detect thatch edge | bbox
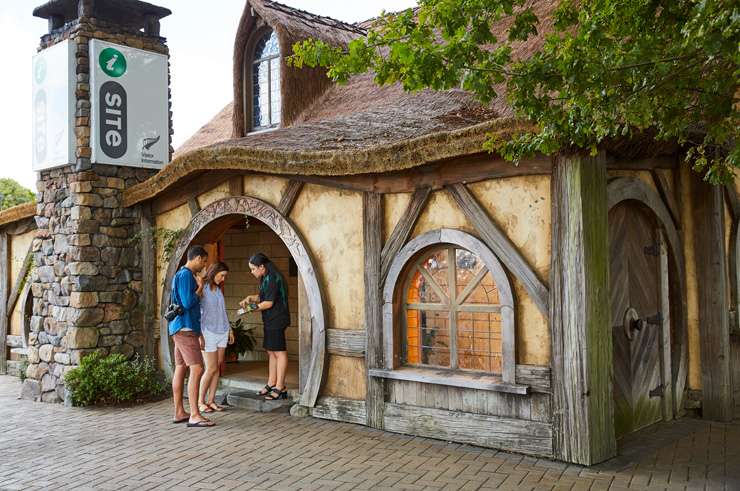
[123,117,534,208]
[0,202,36,228]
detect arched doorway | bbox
[607,177,688,438]
[160,197,326,408]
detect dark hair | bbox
[249,252,278,276]
[206,262,230,290]
[187,245,208,261]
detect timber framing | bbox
[140,203,156,358]
[380,187,431,283]
[6,245,32,316]
[446,183,549,315]
[692,176,732,421]
[550,152,616,465]
[363,191,385,429]
[277,180,304,216]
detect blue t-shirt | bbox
[168,267,202,336]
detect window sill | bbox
[247,126,279,136]
[368,367,530,395]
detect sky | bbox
[0,0,416,190]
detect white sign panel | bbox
[90,39,169,168]
[32,40,76,172]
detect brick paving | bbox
[1,376,738,491]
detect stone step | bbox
[219,376,300,399]
[226,390,293,413]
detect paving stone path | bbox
[1,376,738,490]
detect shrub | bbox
[64,353,166,407]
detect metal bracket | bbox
[643,244,660,256]
[649,384,665,398]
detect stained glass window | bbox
[405,246,503,373]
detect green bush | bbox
[64,353,166,406]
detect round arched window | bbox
[252,30,281,130]
[404,246,503,373]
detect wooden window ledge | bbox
[368,367,530,395]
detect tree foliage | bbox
[290,0,739,183]
[0,178,35,211]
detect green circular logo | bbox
[99,47,127,78]
[34,58,47,84]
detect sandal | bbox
[256,384,273,396]
[208,402,225,412]
[187,419,215,428]
[199,404,214,414]
[265,387,288,400]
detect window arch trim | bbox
[382,228,517,384]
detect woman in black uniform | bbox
[240,253,291,400]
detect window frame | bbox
[377,229,520,390]
[243,27,281,132]
[401,245,505,373]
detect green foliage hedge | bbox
[64,353,166,406]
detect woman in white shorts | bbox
[198,262,230,414]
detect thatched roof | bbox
[124,0,561,207]
[0,202,36,228]
[175,103,234,159]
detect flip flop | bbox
[199,404,214,414]
[208,402,225,412]
[187,420,216,428]
[172,417,189,424]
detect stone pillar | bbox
[22,1,172,402]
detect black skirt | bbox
[263,324,288,351]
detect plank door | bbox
[609,203,667,438]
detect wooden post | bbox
[550,152,616,465]
[140,203,156,358]
[297,275,312,393]
[692,177,732,421]
[0,231,8,375]
[658,231,674,421]
[363,192,385,429]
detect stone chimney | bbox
[22,0,172,403]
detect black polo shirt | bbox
[259,270,291,330]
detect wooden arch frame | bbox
[159,196,326,408]
[606,177,688,415]
[382,228,517,384]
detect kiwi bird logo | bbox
[143,135,160,150]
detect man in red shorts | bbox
[168,245,213,427]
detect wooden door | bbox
[609,203,668,438]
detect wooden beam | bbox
[0,232,8,375]
[380,187,431,283]
[187,197,200,218]
[383,403,553,457]
[298,275,312,393]
[228,176,244,197]
[327,328,365,358]
[363,191,385,429]
[277,180,304,216]
[3,218,36,236]
[6,245,32,315]
[285,154,552,194]
[446,183,549,315]
[652,170,681,228]
[605,155,677,170]
[724,185,740,220]
[692,176,732,421]
[140,203,156,358]
[311,396,367,426]
[150,171,240,215]
[550,152,616,465]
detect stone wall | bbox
[20,13,170,403]
[22,165,153,402]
